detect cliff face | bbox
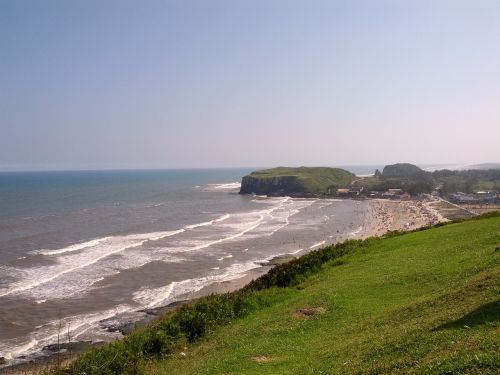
[239,175,308,195]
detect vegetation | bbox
[382,163,426,179]
[239,167,355,195]
[355,164,500,195]
[433,169,500,195]
[52,213,500,374]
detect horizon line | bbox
[0,162,497,174]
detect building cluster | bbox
[449,191,499,204]
[367,188,411,200]
[336,187,412,200]
[336,187,363,197]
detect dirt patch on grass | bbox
[293,307,326,318]
[251,356,276,363]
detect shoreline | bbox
[0,198,454,373]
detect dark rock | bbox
[104,320,144,335]
[141,300,189,316]
[240,175,306,195]
[257,254,296,266]
[102,300,191,336]
[42,341,93,353]
[0,357,6,365]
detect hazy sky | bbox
[1,0,499,171]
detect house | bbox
[348,186,364,196]
[336,188,350,196]
[475,191,498,203]
[450,193,477,204]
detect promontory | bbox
[239,167,356,196]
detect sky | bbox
[1,0,499,171]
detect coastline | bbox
[0,197,453,374]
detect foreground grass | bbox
[60,214,499,374]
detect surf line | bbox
[0,214,232,298]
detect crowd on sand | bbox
[366,199,448,237]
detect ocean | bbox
[0,168,372,364]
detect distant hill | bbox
[382,163,426,178]
[470,163,500,170]
[239,167,355,196]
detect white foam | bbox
[0,212,241,299]
[1,339,38,361]
[166,196,309,253]
[133,283,176,310]
[0,230,186,298]
[185,213,230,229]
[217,254,233,261]
[203,182,241,191]
[309,240,326,249]
[348,226,363,236]
[37,238,108,256]
[171,207,280,254]
[0,305,131,362]
[133,261,260,309]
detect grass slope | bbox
[59,215,499,375]
[146,216,499,375]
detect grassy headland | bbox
[50,213,499,375]
[239,167,355,195]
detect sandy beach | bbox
[364,198,449,237]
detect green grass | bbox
[58,214,500,374]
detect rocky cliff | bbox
[239,175,308,195]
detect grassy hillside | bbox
[239,167,355,195]
[382,163,426,178]
[58,214,499,375]
[355,166,500,195]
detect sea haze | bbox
[0,169,370,363]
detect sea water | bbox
[0,169,371,364]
